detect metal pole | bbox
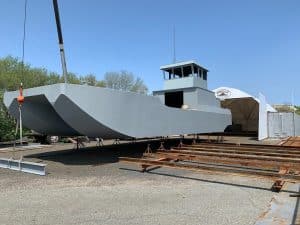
[53,0,68,83]
[19,106,23,146]
[191,64,194,77]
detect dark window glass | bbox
[165,91,184,108]
[203,71,207,80]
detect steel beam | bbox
[195,142,300,150]
[167,148,300,164]
[155,151,300,170]
[175,146,300,158]
[188,143,300,153]
[0,158,46,175]
[120,157,300,182]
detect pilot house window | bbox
[203,71,207,80]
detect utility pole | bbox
[53,0,68,83]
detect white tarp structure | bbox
[214,87,276,136]
[214,87,300,139]
[258,93,268,140]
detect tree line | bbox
[0,56,148,141]
[0,56,148,93]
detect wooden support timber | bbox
[120,142,300,192]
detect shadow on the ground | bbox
[119,167,299,194]
[24,139,183,166]
[24,138,298,194]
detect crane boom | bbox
[53,0,68,83]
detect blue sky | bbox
[0,0,299,104]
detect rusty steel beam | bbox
[174,146,300,158]
[120,157,300,182]
[188,143,300,152]
[188,143,300,153]
[195,142,300,150]
[164,149,300,164]
[154,151,300,170]
[186,145,300,156]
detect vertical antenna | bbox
[53,0,68,83]
[173,26,176,63]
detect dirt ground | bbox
[0,137,291,225]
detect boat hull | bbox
[4,84,231,139]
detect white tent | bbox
[213,87,276,133]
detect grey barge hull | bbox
[4,83,231,139]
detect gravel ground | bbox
[0,139,277,225]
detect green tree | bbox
[0,56,82,91]
[104,71,148,94]
[46,72,61,85]
[274,105,294,113]
[0,90,15,141]
[63,72,81,84]
[96,80,106,87]
[80,74,97,86]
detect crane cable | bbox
[18,0,28,155]
[13,0,28,158]
[21,0,28,81]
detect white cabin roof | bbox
[160,60,208,72]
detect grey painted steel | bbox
[163,76,208,90]
[0,158,46,175]
[153,87,224,113]
[267,112,300,138]
[4,83,231,139]
[160,61,209,89]
[8,95,80,136]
